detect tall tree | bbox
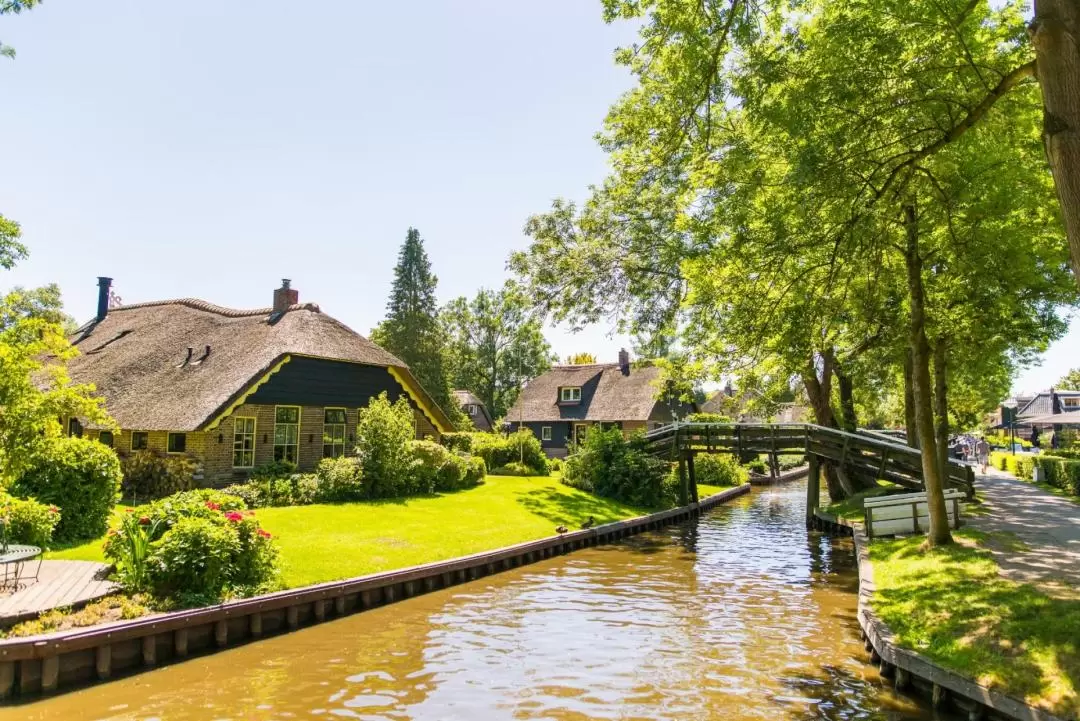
[442,283,555,420]
[565,352,597,365]
[1058,368,1080,390]
[371,228,459,423]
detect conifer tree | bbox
[371,228,460,425]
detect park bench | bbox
[863,489,966,538]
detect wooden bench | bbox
[863,489,965,538]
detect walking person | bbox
[976,436,991,475]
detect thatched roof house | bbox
[504,350,696,457]
[65,278,453,484]
[452,390,494,432]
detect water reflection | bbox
[5,483,951,721]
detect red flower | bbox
[125,508,135,513]
[47,506,58,514]
[257,529,272,539]
[107,528,118,537]
[138,516,151,525]
[225,511,243,523]
[205,501,221,511]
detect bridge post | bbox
[677,454,689,506]
[686,453,699,503]
[806,454,821,523]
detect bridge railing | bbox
[643,422,973,496]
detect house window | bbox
[98,430,114,448]
[541,426,552,441]
[233,417,256,468]
[323,408,347,458]
[560,387,582,402]
[167,432,187,454]
[274,406,300,463]
[131,431,149,451]
[574,423,589,445]
[466,404,477,416]
[68,418,83,438]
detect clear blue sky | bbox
[0,1,1074,395]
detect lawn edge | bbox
[0,484,751,702]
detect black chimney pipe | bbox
[96,277,113,321]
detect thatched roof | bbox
[67,298,452,432]
[504,363,670,422]
[453,389,494,429]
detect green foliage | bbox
[0,2,42,60]
[370,228,460,424]
[746,458,768,475]
[562,427,670,508]
[1058,368,1080,391]
[13,436,121,542]
[442,281,554,420]
[776,454,805,471]
[565,352,597,365]
[440,432,473,453]
[120,451,197,501]
[691,454,748,487]
[469,429,548,475]
[250,460,297,481]
[491,462,541,477]
[223,474,321,508]
[0,493,58,546]
[356,393,417,498]
[687,413,732,424]
[104,489,278,601]
[313,457,365,502]
[410,440,484,492]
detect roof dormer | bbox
[559,386,582,404]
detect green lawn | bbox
[870,530,1080,717]
[49,475,678,588]
[820,481,899,521]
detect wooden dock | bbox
[0,561,117,627]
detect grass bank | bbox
[869,529,1080,717]
[820,481,899,521]
[50,476,733,589]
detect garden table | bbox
[0,545,42,589]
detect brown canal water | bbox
[5,482,950,721]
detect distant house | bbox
[64,278,454,485]
[504,349,697,458]
[701,384,808,423]
[453,390,493,432]
[1012,389,1080,435]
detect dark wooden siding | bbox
[247,356,408,408]
[522,421,571,451]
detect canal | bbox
[6,482,947,720]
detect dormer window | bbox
[466,404,478,416]
[560,387,582,403]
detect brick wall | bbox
[99,402,442,486]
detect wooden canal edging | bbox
[0,484,751,702]
[812,507,1066,721]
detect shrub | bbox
[548,457,564,474]
[491,461,539,476]
[746,458,768,475]
[222,475,321,508]
[463,455,486,485]
[776,454,806,471]
[0,494,60,547]
[120,450,197,501]
[105,489,278,601]
[356,393,416,498]
[440,432,474,453]
[250,460,297,481]
[562,428,669,507]
[314,457,365,502]
[13,436,121,542]
[410,440,472,493]
[694,454,749,487]
[687,413,732,424]
[470,430,548,475]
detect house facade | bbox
[65,278,454,485]
[504,350,697,458]
[453,390,494,432]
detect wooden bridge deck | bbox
[0,560,117,627]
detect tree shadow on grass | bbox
[871,538,1080,718]
[514,486,646,529]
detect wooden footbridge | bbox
[643,423,975,518]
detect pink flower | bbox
[47,506,58,514]
[225,511,243,523]
[257,529,272,539]
[205,501,221,511]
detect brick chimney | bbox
[96,277,112,321]
[618,347,630,376]
[273,279,298,313]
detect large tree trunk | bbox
[801,350,858,499]
[903,349,919,449]
[903,203,953,547]
[834,366,858,433]
[933,338,950,488]
[1031,0,1080,277]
